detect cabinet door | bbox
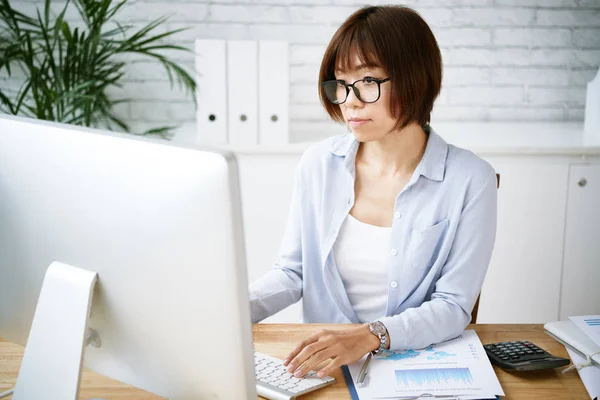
[478,160,568,323]
[560,164,600,318]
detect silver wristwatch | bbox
[366,321,388,355]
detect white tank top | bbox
[333,214,392,323]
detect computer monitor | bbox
[0,114,256,399]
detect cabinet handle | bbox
[578,178,587,187]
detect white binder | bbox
[258,41,289,145]
[195,39,227,144]
[227,40,258,145]
[584,66,600,145]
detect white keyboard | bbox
[254,351,335,400]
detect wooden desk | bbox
[0,324,590,399]
[253,324,590,400]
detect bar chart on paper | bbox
[347,330,504,399]
[380,340,480,394]
[394,368,474,389]
[570,315,600,347]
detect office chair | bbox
[470,173,500,324]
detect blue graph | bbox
[427,351,457,360]
[395,368,473,388]
[381,348,458,361]
[584,318,600,326]
[381,349,421,361]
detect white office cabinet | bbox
[258,41,289,145]
[477,161,569,323]
[560,164,600,318]
[195,40,227,144]
[227,41,259,145]
[237,154,303,323]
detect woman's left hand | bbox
[282,324,380,378]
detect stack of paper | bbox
[344,330,504,400]
[545,315,600,400]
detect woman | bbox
[248,5,497,380]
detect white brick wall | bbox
[2,0,600,143]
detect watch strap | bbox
[367,321,388,355]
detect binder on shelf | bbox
[195,39,227,144]
[583,67,600,145]
[227,40,258,146]
[258,41,289,145]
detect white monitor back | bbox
[0,115,256,399]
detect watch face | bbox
[370,321,386,336]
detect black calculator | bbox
[483,340,570,371]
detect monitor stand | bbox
[13,262,98,400]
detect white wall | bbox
[1,0,599,143]
[237,154,303,322]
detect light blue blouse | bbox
[248,128,498,351]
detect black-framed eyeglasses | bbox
[321,77,390,104]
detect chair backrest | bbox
[470,173,500,324]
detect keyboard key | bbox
[255,351,335,399]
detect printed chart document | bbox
[567,315,600,400]
[347,330,504,399]
[566,347,600,400]
[569,315,600,347]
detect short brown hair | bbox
[318,5,442,131]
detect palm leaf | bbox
[0,0,196,138]
[0,89,16,114]
[143,124,178,139]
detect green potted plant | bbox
[0,0,196,138]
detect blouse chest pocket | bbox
[408,219,449,271]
